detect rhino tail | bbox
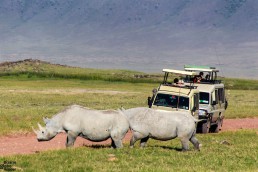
[190,115,204,123]
[194,118,205,123]
[117,108,127,118]
[118,106,126,113]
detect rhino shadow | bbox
[150,145,182,152]
[83,144,111,149]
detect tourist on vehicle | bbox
[173,78,179,85]
[194,72,203,83]
[205,74,210,80]
[173,78,184,86]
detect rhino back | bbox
[128,108,196,139]
[59,105,128,141]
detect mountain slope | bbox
[0,0,257,78]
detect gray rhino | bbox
[33,105,129,148]
[122,107,200,151]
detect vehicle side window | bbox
[194,93,199,110]
[212,91,216,104]
[215,89,219,104]
[199,92,209,104]
[218,88,225,103]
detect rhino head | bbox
[33,117,59,142]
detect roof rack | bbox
[163,69,197,76]
[184,65,219,72]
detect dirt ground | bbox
[0,118,257,157]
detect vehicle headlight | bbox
[199,109,207,116]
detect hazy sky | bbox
[0,0,257,79]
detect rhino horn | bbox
[32,126,38,135]
[38,123,44,130]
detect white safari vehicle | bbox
[183,65,228,133]
[148,69,200,118]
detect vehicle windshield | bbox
[199,92,209,104]
[153,93,189,110]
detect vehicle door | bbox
[218,87,225,113]
[211,89,219,122]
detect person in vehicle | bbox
[205,74,210,81]
[173,78,185,86]
[173,78,179,85]
[194,72,203,83]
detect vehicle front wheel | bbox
[201,121,210,134]
[210,117,223,133]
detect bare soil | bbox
[1,118,257,157]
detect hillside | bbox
[0,59,257,90]
[0,0,258,78]
[0,59,162,83]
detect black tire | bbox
[210,118,223,133]
[213,120,221,133]
[221,118,224,128]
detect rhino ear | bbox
[43,117,50,124]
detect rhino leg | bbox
[190,136,200,151]
[111,139,116,148]
[130,131,148,148]
[130,135,136,148]
[140,136,149,148]
[111,139,123,149]
[66,131,78,147]
[110,130,124,149]
[180,137,190,151]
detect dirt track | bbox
[0,118,258,157]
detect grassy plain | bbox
[1,131,257,171]
[0,60,257,171]
[0,78,257,136]
[0,78,157,135]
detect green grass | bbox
[0,78,257,136]
[1,131,257,171]
[0,60,257,171]
[224,78,258,90]
[226,90,258,118]
[0,59,163,83]
[0,79,158,135]
[1,59,258,90]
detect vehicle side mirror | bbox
[212,101,217,105]
[148,97,152,108]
